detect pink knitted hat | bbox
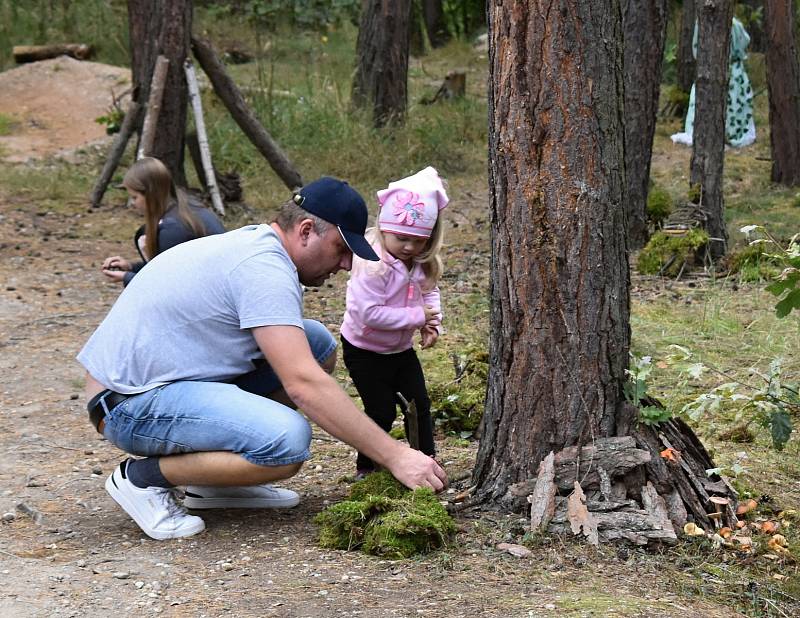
[377,166,449,238]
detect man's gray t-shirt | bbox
[77,224,304,394]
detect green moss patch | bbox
[637,229,709,276]
[725,242,783,282]
[646,184,672,228]
[315,471,456,559]
[428,346,488,436]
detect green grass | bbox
[0,111,14,136]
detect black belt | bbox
[87,389,130,433]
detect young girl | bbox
[101,157,225,286]
[340,166,448,477]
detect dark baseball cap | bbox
[292,177,379,261]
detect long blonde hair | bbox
[373,217,444,291]
[123,157,206,260]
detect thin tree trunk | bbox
[677,0,697,93]
[764,0,800,185]
[352,0,412,127]
[90,102,143,207]
[473,0,630,504]
[127,0,192,186]
[690,0,733,260]
[422,0,450,48]
[137,55,169,160]
[623,0,669,249]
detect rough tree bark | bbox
[127,0,192,186]
[352,0,412,127]
[764,0,800,186]
[690,0,733,260]
[677,0,697,94]
[471,0,737,541]
[623,0,669,249]
[473,0,630,504]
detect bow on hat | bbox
[377,166,449,239]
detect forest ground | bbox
[1,50,800,618]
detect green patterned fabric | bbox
[672,17,755,148]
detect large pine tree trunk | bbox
[689,0,733,260]
[127,0,192,186]
[352,0,412,127]
[472,0,738,541]
[677,0,697,94]
[473,0,630,504]
[623,0,668,249]
[764,0,800,186]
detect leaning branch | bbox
[191,36,303,191]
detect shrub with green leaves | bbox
[637,229,709,277]
[740,225,800,318]
[624,354,673,426]
[315,471,456,559]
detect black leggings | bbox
[341,336,435,471]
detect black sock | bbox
[124,457,174,489]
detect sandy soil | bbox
[0,58,749,617]
[0,56,130,163]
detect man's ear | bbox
[297,218,315,245]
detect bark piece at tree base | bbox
[522,422,737,547]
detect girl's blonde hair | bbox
[123,157,206,260]
[372,217,444,291]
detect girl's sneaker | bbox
[355,468,375,481]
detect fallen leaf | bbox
[768,534,790,555]
[496,543,532,558]
[735,521,747,530]
[660,447,679,463]
[683,522,706,537]
[773,574,787,581]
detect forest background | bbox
[1,1,800,616]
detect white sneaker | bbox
[183,484,300,509]
[105,461,206,540]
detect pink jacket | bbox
[341,240,442,353]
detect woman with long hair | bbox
[101,157,225,285]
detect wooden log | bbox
[528,452,556,531]
[89,102,143,208]
[13,44,92,63]
[137,55,169,160]
[191,36,303,191]
[184,59,225,217]
[421,70,466,104]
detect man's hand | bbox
[386,447,447,492]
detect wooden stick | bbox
[184,59,225,216]
[191,36,303,190]
[396,392,420,450]
[89,101,142,208]
[137,55,169,160]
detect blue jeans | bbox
[101,320,336,467]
